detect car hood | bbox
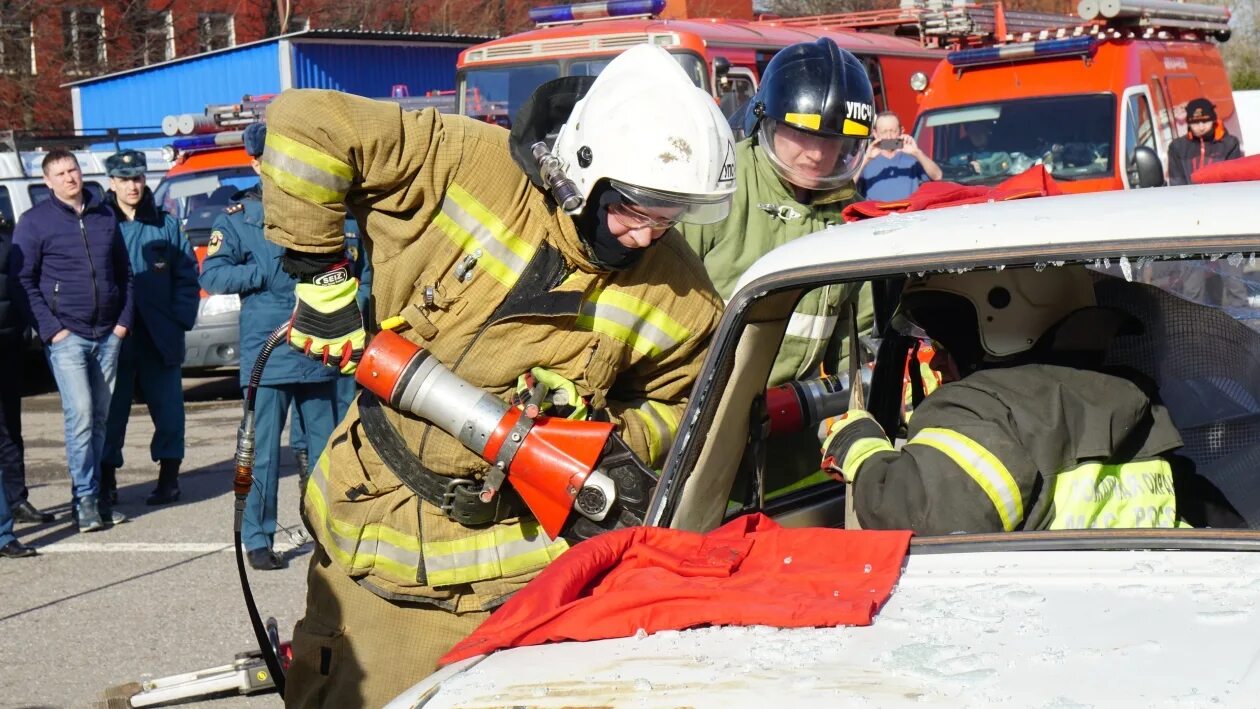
[389,549,1260,708]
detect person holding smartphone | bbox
[857,111,942,201]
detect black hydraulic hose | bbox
[234,323,290,698]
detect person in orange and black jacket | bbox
[1167,98,1242,186]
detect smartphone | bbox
[877,138,904,151]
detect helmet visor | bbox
[759,118,869,191]
[610,179,732,226]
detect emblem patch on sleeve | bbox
[207,230,224,256]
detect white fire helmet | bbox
[897,266,1096,359]
[551,44,737,225]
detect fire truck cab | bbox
[909,0,1237,192]
[454,0,944,129]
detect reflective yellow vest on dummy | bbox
[824,364,1190,533]
[259,89,721,656]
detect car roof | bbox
[733,182,1260,293]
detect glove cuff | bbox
[283,249,346,280]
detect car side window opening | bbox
[735,258,1259,532]
[717,69,756,120]
[1125,93,1158,160]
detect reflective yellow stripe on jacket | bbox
[307,453,569,587]
[1049,459,1182,530]
[906,427,1025,532]
[432,184,536,288]
[579,288,691,358]
[260,131,353,205]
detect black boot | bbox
[11,500,54,525]
[100,464,118,506]
[146,459,181,506]
[99,492,128,527]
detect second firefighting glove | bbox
[289,259,366,375]
[513,368,590,421]
[820,410,892,483]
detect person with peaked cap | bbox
[102,149,199,507]
[257,43,732,705]
[201,123,339,572]
[1168,98,1242,186]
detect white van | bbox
[0,149,170,230]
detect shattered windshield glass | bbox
[913,95,1116,185]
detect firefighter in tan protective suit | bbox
[258,46,736,706]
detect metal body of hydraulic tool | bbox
[764,374,851,436]
[356,328,646,539]
[102,621,290,707]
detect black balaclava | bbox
[573,182,644,271]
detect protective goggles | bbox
[607,201,680,231]
[610,179,732,226]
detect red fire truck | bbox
[907,0,1238,191]
[453,0,945,127]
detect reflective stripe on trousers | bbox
[306,452,569,587]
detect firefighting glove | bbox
[513,368,589,421]
[289,260,366,375]
[820,410,890,483]
[561,434,658,544]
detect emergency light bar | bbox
[529,0,666,25]
[947,35,1095,67]
[170,131,244,152]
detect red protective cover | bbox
[439,513,913,665]
[1191,154,1260,184]
[842,165,1063,222]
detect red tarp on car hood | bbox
[842,165,1063,222]
[440,514,913,665]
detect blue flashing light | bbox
[171,132,243,152]
[947,36,1096,68]
[529,0,666,24]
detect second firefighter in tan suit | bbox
[259,46,736,706]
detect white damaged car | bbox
[389,182,1260,708]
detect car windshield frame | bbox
[912,93,1118,186]
[457,50,709,129]
[652,234,1260,551]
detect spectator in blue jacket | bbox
[201,124,338,571]
[10,150,133,533]
[102,150,200,507]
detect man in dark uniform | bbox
[102,149,200,505]
[200,124,339,570]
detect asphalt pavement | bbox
[0,365,307,709]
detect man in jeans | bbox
[10,150,134,532]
